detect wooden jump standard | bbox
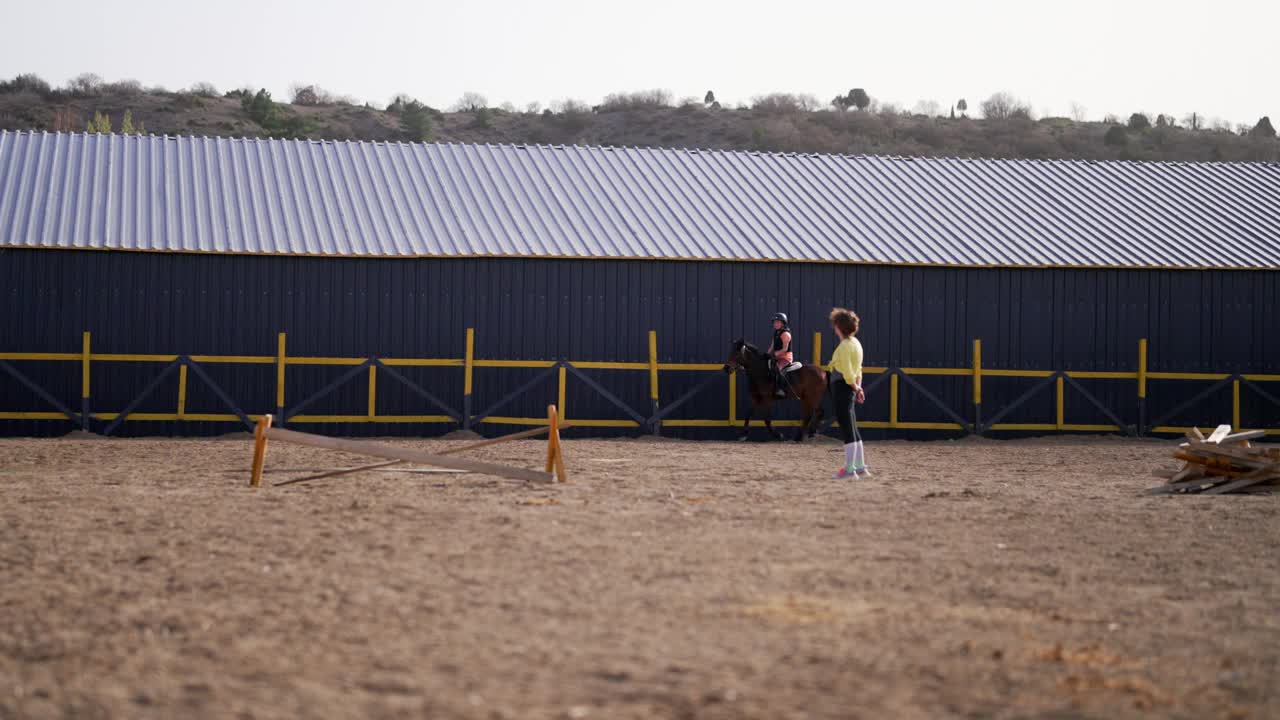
[250,404,568,487]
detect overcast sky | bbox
[4,0,1276,126]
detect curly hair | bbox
[828,307,860,337]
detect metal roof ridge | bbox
[3,129,1280,167]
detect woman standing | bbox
[828,308,869,478]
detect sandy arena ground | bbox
[1,433,1277,720]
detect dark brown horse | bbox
[722,339,827,442]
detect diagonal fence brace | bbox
[1145,375,1234,433]
[895,369,972,430]
[645,371,725,429]
[980,372,1060,433]
[284,360,373,422]
[1061,372,1134,435]
[470,363,561,425]
[372,359,461,422]
[1240,377,1280,416]
[563,362,647,426]
[102,358,183,436]
[183,357,254,429]
[0,359,81,423]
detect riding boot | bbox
[774,370,787,398]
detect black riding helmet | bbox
[771,312,789,327]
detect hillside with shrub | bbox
[1,74,1277,163]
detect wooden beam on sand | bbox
[273,423,574,486]
[274,459,407,487]
[437,422,572,456]
[1202,468,1276,496]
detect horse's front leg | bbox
[738,406,754,442]
[761,403,783,441]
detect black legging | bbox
[831,379,861,445]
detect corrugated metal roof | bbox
[2,130,1278,268]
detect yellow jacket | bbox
[829,337,863,386]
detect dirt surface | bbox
[1,435,1277,720]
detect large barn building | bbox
[2,130,1278,439]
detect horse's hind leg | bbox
[808,406,825,438]
[794,403,813,442]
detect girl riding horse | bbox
[770,313,794,399]
[723,321,827,442]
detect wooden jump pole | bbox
[261,427,552,484]
[249,414,273,487]
[274,459,406,486]
[273,422,573,487]
[252,408,573,486]
[439,422,571,456]
[545,404,568,482]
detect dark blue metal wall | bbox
[2,248,1277,438]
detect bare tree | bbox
[188,82,220,98]
[796,93,822,111]
[599,89,673,111]
[103,79,144,96]
[912,100,941,117]
[290,84,333,106]
[751,93,820,113]
[66,73,103,96]
[551,98,590,114]
[1069,102,1088,122]
[981,92,1032,120]
[453,92,488,112]
[874,100,902,116]
[52,107,79,132]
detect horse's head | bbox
[722,338,754,374]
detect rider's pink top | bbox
[774,331,793,367]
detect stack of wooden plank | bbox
[1150,424,1280,495]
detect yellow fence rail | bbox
[1,331,1277,437]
